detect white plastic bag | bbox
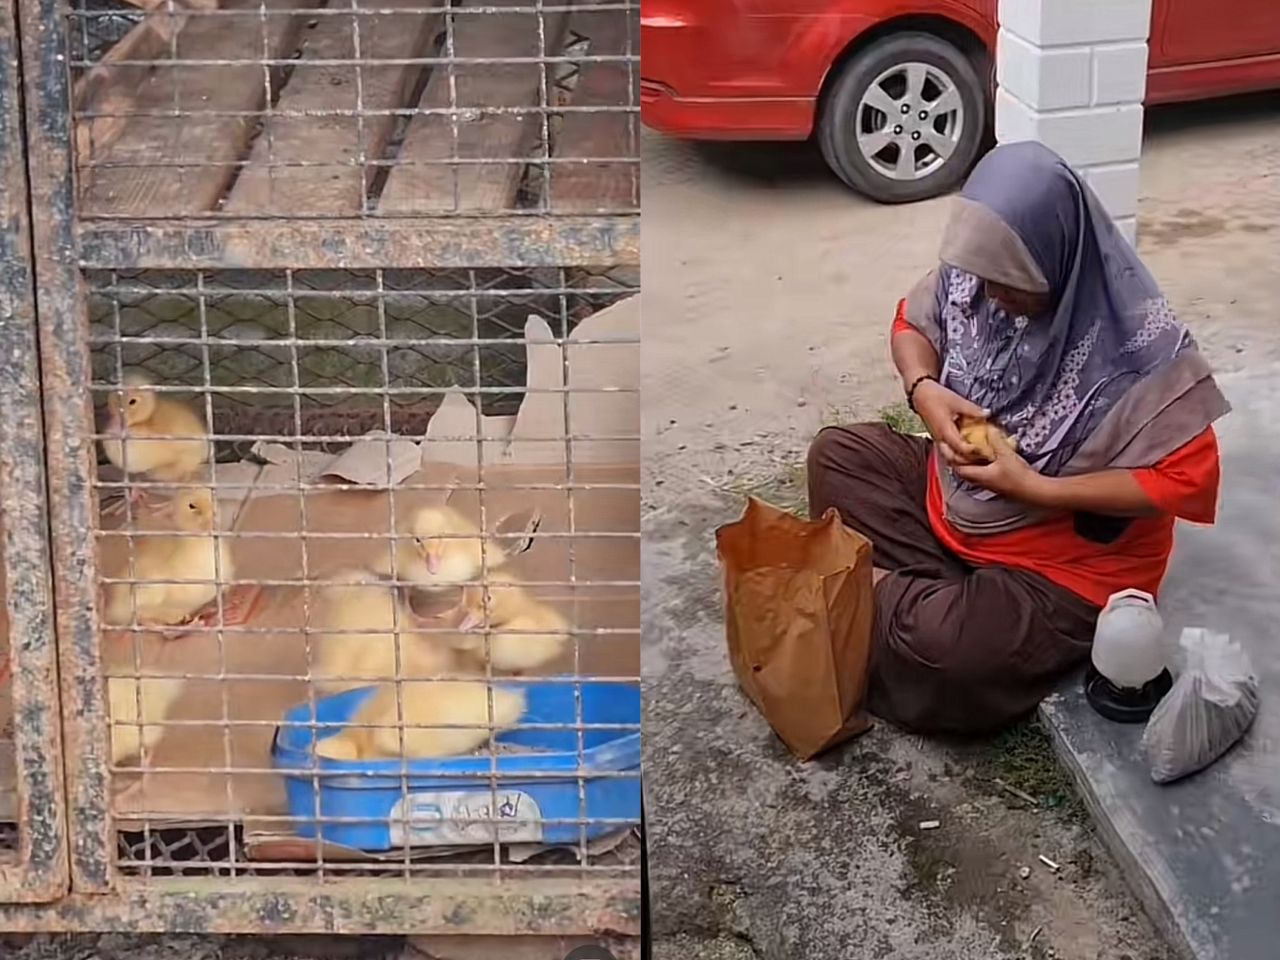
[1141,628,1259,784]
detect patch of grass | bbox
[710,399,921,518]
[820,403,858,428]
[721,459,808,517]
[878,401,926,435]
[971,718,1086,824]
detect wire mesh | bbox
[88,265,639,880]
[87,266,635,435]
[67,0,640,220]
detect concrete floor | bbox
[643,92,1280,959]
[1042,364,1280,960]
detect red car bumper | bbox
[639,1,872,141]
[640,80,815,141]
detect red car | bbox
[641,0,1280,203]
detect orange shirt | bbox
[891,306,1221,606]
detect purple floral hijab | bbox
[905,141,1230,535]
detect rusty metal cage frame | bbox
[4,0,641,941]
[0,0,71,906]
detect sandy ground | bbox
[642,92,1279,959]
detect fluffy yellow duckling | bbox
[102,487,233,630]
[451,581,570,675]
[101,374,210,514]
[376,504,511,589]
[108,673,183,767]
[314,680,526,761]
[958,414,1019,464]
[308,569,459,694]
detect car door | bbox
[1154,0,1280,66]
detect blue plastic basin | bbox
[271,679,641,851]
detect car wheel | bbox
[819,31,987,204]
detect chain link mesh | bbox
[89,265,637,448]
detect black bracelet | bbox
[905,374,938,413]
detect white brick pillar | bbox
[995,0,1151,246]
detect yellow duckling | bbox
[101,374,210,514]
[314,680,526,760]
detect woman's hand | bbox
[912,380,988,464]
[952,429,1039,500]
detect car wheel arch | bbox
[814,11,994,124]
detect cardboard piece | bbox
[318,431,423,489]
[507,315,570,465]
[716,498,875,761]
[420,295,639,471]
[509,297,640,467]
[419,389,516,469]
[564,295,641,467]
[75,299,639,858]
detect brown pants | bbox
[807,423,1099,735]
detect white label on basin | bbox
[387,789,544,847]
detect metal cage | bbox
[4,0,640,947]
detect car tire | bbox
[818,31,987,204]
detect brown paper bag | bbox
[715,497,875,760]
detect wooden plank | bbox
[377,0,569,214]
[75,8,188,172]
[547,9,637,213]
[79,0,318,218]
[73,0,225,167]
[223,1,441,216]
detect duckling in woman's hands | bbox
[376,504,511,590]
[102,487,244,634]
[101,375,211,516]
[314,679,526,761]
[451,581,570,675]
[958,414,1018,464]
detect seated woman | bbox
[808,141,1230,735]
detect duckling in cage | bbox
[100,373,211,516]
[451,580,572,676]
[313,680,529,762]
[80,283,639,867]
[101,487,230,631]
[376,502,513,588]
[308,566,462,696]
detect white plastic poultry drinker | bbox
[1086,588,1173,723]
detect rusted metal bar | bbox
[0,0,71,904]
[17,0,116,895]
[0,876,641,934]
[77,216,640,269]
[407,934,643,960]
